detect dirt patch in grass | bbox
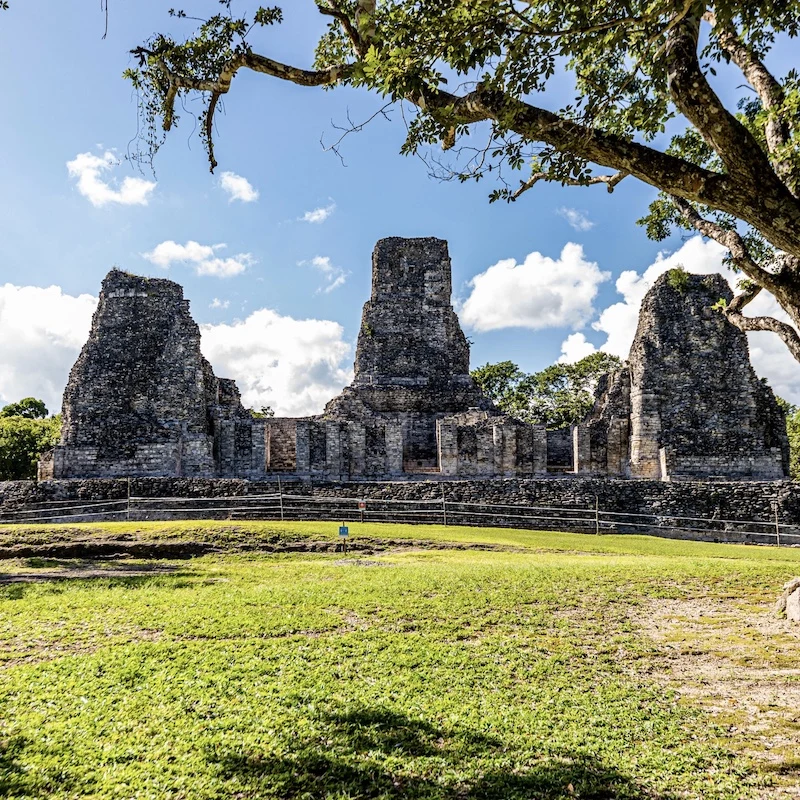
[633,597,800,798]
[0,536,524,562]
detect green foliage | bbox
[666,266,690,294]
[470,360,524,407]
[1,521,798,797]
[777,397,800,481]
[0,415,60,480]
[0,397,48,419]
[249,405,275,419]
[472,352,623,428]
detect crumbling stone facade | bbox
[265,238,545,478]
[39,270,269,480]
[574,272,789,480]
[40,254,789,484]
[42,240,544,481]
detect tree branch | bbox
[513,170,628,199]
[670,195,781,292]
[704,10,797,195]
[135,39,800,258]
[724,305,800,363]
[664,5,779,186]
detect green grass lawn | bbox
[1,521,799,799]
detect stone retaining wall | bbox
[2,477,799,545]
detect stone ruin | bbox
[41,238,544,481]
[574,272,788,480]
[39,242,789,483]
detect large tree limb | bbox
[704,11,797,195]
[725,305,800,363]
[136,37,800,258]
[670,195,781,292]
[664,5,782,188]
[513,170,628,199]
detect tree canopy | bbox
[471,352,623,428]
[128,1,800,364]
[0,398,60,480]
[0,397,48,420]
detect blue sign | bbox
[339,525,349,537]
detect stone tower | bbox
[44,269,249,478]
[576,270,788,480]
[325,237,492,469]
[628,271,787,479]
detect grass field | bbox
[1,521,799,799]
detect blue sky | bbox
[1,2,799,415]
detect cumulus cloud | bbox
[560,236,800,404]
[558,332,597,364]
[301,203,336,224]
[0,282,353,419]
[0,284,97,412]
[460,243,610,332]
[219,171,259,203]
[301,255,349,293]
[201,310,353,416]
[557,207,594,232]
[66,151,156,207]
[142,240,254,278]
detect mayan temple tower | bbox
[324,237,493,469]
[575,271,789,480]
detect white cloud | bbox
[460,243,610,332]
[0,282,353,419]
[219,171,259,203]
[301,255,349,293]
[301,203,336,224]
[142,240,254,278]
[0,284,97,412]
[557,207,594,232]
[210,298,230,310]
[201,310,353,416]
[558,332,597,364]
[66,151,156,207]
[569,235,800,404]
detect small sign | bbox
[338,525,349,537]
[358,501,366,510]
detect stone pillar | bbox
[629,387,662,479]
[437,419,459,476]
[573,424,592,474]
[295,420,311,476]
[532,426,548,475]
[325,421,344,481]
[216,420,236,477]
[250,420,267,478]
[385,421,404,476]
[348,422,366,479]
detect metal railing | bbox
[1,489,799,546]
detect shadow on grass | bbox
[0,560,196,590]
[208,705,671,799]
[0,735,78,798]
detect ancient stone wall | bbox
[325,237,495,471]
[4,477,799,545]
[575,272,788,481]
[628,272,787,480]
[48,270,252,479]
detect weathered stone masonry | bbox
[42,239,546,481]
[574,272,788,481]
[39,243,789,484]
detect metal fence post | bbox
[127,476,131,521]
[441,486,448,527]
[775,502,781,547]
[278,475,285,522]
[594,495,600,536]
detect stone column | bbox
[295,420,311,476]
[437,419,459,476]
[573,425,592,474]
